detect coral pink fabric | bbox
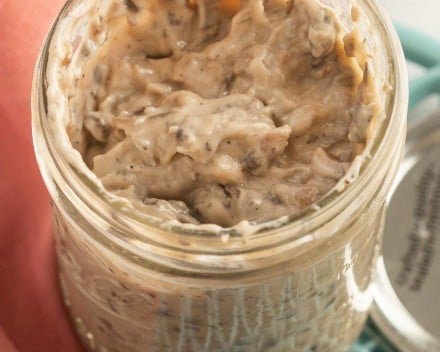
[0,1,83,351]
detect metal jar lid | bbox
[371,110,440,352]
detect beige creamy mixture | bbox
[65,0,380,227]
[42,1,395,351]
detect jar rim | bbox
[32,0,408,262]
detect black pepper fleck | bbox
[242,152,261,172]
[176,128,184,141]
[125,0,139,13]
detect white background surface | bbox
[381,0,440,117]
[382,0,440,41]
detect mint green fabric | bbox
[351,319,398,352]
[395,23,440,109]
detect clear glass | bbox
[32,0,408,351]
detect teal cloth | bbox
[394,23,440,109]
[351,320,398,352]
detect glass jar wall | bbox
[32,0,407,351]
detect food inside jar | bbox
[65,0,380,227]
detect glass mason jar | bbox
[32,1,407,351]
